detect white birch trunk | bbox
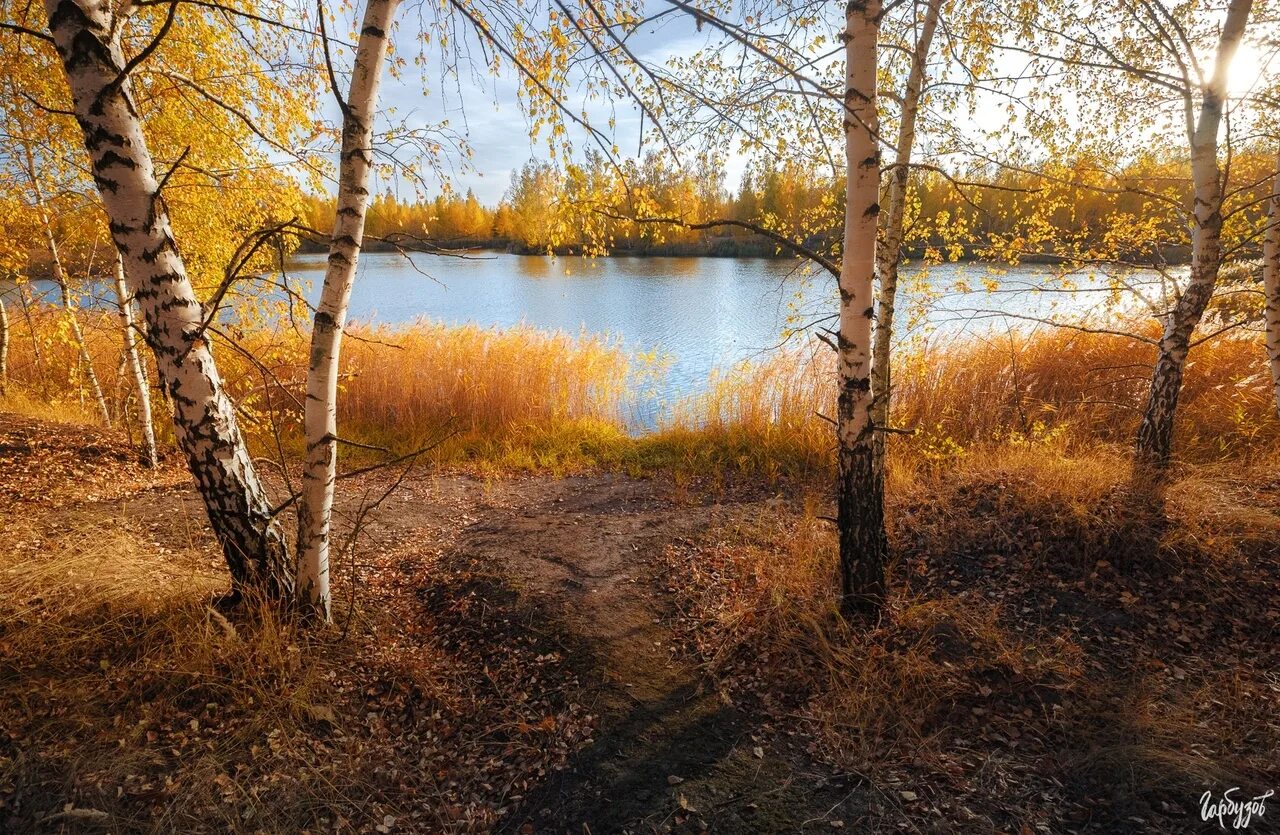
[871,0,942,468]
[55,270,111,426]
[837,0,888,620]
[21,142,112,427]
[1264,152,1280,418]
[16,284,48,398]
[297,0,401,621]
[1135,0,1252,468]
[44,0,290,597]
[114,251,157,466]
[0,295,8,397]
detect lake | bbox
[286,251,1117,408]
[5,251,1127,423]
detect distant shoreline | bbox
[293,237,1194,266]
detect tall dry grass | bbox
[3,300,1277,473]
[668,325,1279,470]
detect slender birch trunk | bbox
[55,272,111,426]
[114,251,157,466]
[44,0,290,597]
[20,143,112,426]
[871,0,941,469]
[837,0,888,620]
[16,284,48,398]
[1263,152,1280,419]
[0,294,8,397]
[1135,0,1252,469]
[297,0,400,621]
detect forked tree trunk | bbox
[871,0,942,469]
[45,0,290,596]
[114,251,157,466]
[837,0,888,620]
[1134,0,1252,469]
[1264,153,1280,419]
[297,0,401,621]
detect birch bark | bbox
[871,0,942,469]
[0,295,8,396]
[1134,0,1252,468]
[1264,152,1280,418]
[297,0,401,620]
[44,0,290,596]
[837,0,888,620]
[114,251,157,466]
[20,142,111,426]
[55,270,111,426]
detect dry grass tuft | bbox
[0,516,366,832]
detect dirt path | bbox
[2,411,861,832]
[361,473,864,834]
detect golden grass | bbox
[0,515,364,832]
[4,302,1278,474]
[666,450,1280,814]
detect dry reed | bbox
[3,302,1277,473]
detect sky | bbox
[353,5,730,206]
[328,1,1279,208]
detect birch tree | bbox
[836,0,889,618]
[297,0,401,621]
[1001,0,1259,469]
[1134,0,1253,468]
[870,0,942,469]
[39,0,292,596]
[1265,151,1280,417]
[114,250,157,466]
[19,142,111,426]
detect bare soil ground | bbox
[5,413,1279,833]
[0,413,860,833]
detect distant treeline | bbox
[297,151,1267,264]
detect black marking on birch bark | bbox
[863,306,875,319]
[859,155,878,169]
[327,250,351,266]
[48,0,101,36]
[96,150,137,170]
[337,206,361,218]
[342,147,373,164]
[361,25,386,38]
[92,174,119,193]
[83,124,126,151]
[140,236,175,263]
[65,29,112,71]
[332,235,358,249]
